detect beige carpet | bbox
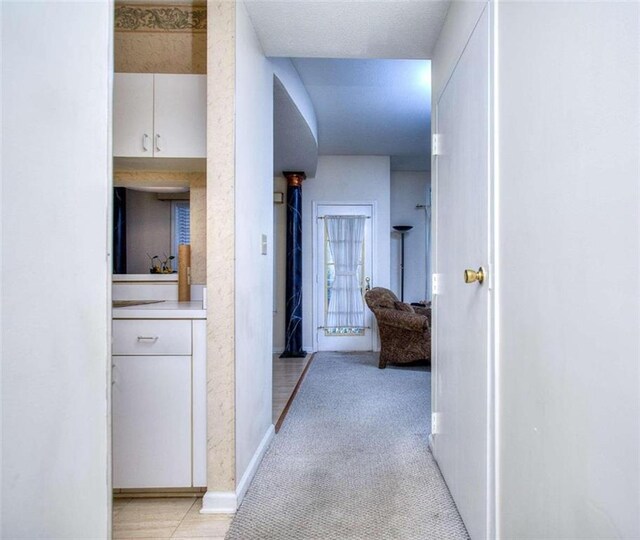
[226,352,469,540]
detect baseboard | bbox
[200,424,275,514]
[236,424,275,506]
[272,347,284,354]
[200,490,237,514]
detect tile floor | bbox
[113,497,231,539]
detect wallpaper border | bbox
[115,5,207,33]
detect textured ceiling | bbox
[291,58,431,171]
[244,1,450,59]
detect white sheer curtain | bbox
[325,216,366,329]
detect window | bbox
[171,201,190,270]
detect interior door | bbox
[315,204,374,352]
[432,6,492,540]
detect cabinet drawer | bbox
[113,320,191,355]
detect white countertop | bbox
[113,274,178,282]
[113,301,206,319]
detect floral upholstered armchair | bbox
[364,287,431,369]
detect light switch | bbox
[261,234,268,255]
[432,273,442,295]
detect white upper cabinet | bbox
[113,73,206,159]
[154,74,207,158]
[113,73,154,158]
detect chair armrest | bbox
[412,305,430,316]
[375,309,429,332]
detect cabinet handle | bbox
[137,336,158,341]
[155,134,161,152]
[142,133,150,152]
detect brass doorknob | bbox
[464,267,485,284]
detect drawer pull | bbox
[137,336,159,341]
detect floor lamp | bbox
[393,225,413,301]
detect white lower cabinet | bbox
[113,355,191,488]
[112,318,206,489]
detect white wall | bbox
[431,0,487,104]
[0,2,4,532]
[390,171,429,302]
[302,156,391,351]
[271,58,318,144]
[1,2,111,537]
[496,2,640,538]
[273,176,288,352]
[234,1,320,492]
[234,2,274,488]
[126,190,172,273]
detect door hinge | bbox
[432,412,441,434]
[432,134,443,157]
[432,273,442,296]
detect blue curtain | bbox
[113,187,127,274]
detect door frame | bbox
[430,3,497,538]
[311,200,379,353]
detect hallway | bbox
[226,352,468,539]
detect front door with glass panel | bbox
[315,204,374,352]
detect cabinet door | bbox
[113,73,154,157]
[112,355,192,488]
[154,74,206,158]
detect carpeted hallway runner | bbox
[226,352,469,540]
